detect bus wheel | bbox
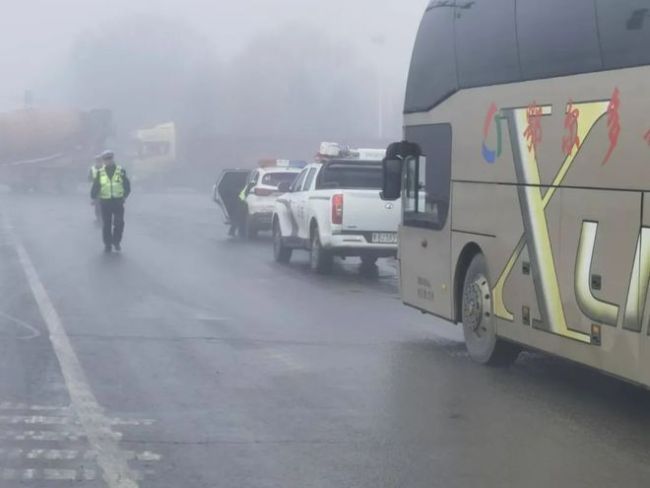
[461,254,519,367]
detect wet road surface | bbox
[1,190,650,487]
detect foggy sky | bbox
[0,0,426,110]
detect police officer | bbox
[229,182,252,237]
[90,151,131,253]
[89,156,103,224]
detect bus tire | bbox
[461,253,520,367]
[310,225,332,274]
[273,221,292,264]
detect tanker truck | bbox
[0,108,113,192]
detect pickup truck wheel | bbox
[310,227,332,274]
[273,222,292,263]
[461,254,520,366]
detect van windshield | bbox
[317,161,382,190]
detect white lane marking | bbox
[0,412,155,427]
[0,309,41,339]
[0,430,87,442]
[135,451,161,462]
[0,402,69,411]
[1,467,98,481]
[26,448,79,460]
[3,218,140,488]
[0,446,161,462]
[43,468,96,481]
[84,450,162,462]
[0,415,74,425]
[111,417,156,426]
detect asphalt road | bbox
[1,189,650,488]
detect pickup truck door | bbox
[285,168,309,238]
[213,169,250,224]
[296,167,319,236]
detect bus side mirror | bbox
[381,158,402,201]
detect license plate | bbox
[371,232,398,244]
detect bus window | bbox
[404,4,457,113]
[455,0,520,88]
[403,124,452,230]
[596,0,650,70]
[517,0,602,80]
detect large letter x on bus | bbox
[382,0,650,387]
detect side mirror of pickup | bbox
[277,181,291,193]
[381,158,403,201]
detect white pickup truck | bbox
[272,146,400,273]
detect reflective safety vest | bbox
[98,165,125,199]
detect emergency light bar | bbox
[356,149,386,161]
[317,142,386,162]
[258,159,307,169]
[319,142,342,157]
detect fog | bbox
[1,1,426,147]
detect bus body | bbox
[386,0,650,386]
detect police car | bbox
[213,160,306,238]
[272,143,400,273]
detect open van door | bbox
[213,169,251,224]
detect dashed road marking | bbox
[0,468,98,481]
[0,430,86,442]
[0,413,155,428]
[3,217,141,488]
[0,415,75,425]
[26,449,78,460]
[0,402,69,412]
[0,448,161,462]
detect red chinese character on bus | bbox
[644,130,650,146]
[602,87,621,165]
[523,102,543,156]
[562,101,580,157]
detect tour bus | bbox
[382,0,650,386]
